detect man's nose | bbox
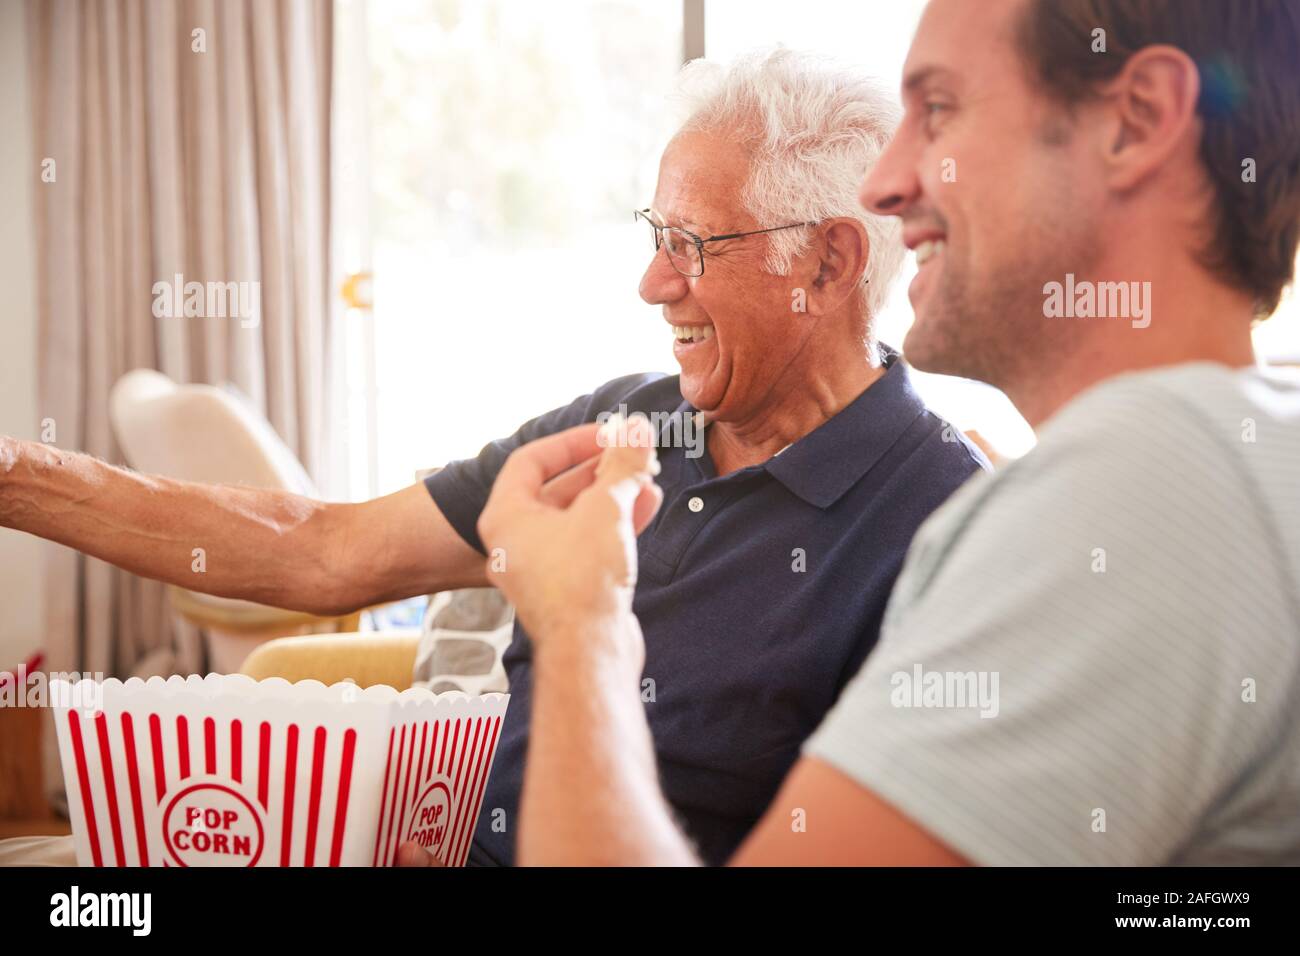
[638,246,689,305]
[859,133,921,218]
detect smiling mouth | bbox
[671,324,714,345]
[915,238,946,266]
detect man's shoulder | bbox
[1046,361,1300,448]
[909,408,992,476]
[890,361,1300,620]
[1028,362,1300,528]
[981,361,1297,497]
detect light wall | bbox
[0,0,47,669]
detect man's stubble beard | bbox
[906,210,1100,397]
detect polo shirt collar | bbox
[761,348,928,509]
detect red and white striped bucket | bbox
[51,675,508,867]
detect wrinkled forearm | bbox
[0,437,356,615]
[517,612,699,866]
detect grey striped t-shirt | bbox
[805,361,1300,865]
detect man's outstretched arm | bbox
[0,436,488,616]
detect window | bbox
[339,0,681,496]
[335,0,1299,496]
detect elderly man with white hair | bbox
[0,49,985,867]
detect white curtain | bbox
[26,0,335,685]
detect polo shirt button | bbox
[687,496,704,513]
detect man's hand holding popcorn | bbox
[398,414,667,867]
[477,413,662,655]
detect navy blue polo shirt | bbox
[424,350,988,865]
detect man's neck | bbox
[1007,269,1258,429]
[706,338,883,476]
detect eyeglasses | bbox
[634,208,820,278]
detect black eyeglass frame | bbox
[634,208,821,277]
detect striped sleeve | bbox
[803,377,1299,865]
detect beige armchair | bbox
[236,586,516,694]
[239,629,422,691]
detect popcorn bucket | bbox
[50,675,509,867]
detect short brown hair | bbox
[1016,0,1300,317]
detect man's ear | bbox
[1099,44,1202,192]
[803,218,870,318]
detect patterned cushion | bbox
[411,587,513,695]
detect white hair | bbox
[673,48,905,323]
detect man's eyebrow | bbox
[658,208,711,233]
[902,65,960,95]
